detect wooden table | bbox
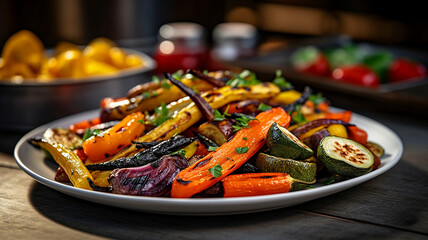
[1,103,427,240]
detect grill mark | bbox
[176,177,192,185]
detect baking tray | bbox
[228,35,428,116]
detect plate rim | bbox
[14,109,403,215]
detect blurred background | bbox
[1,0,427,54]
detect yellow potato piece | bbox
[56,50,87,78]
[85,59,118,76]
[55,41,81,56]
[125,54,144,68]
[1,30,44,72]
[83,38,116,63]
[108,47,127,69]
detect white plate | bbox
[14,109,403,215]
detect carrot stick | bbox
[222,173,293,197]
[171,107,291,198]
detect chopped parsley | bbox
[213,105,230,122]
[234,146,249,154]
[232,114,258,132]
[272,70,292,90]
[291,105,306,124]
[82,129,104,142]
[257,103,272,111]
[151,102,171,126]
[308,92,326,106]
[208,146,218,152]
[174,149,187,157]
[141,90,158,99]
[226,70,260,87]
[208,164,223,178]
[137,119,145,124]
[243,137,247,141]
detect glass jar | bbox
[154,22,207,73]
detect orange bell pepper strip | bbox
[82,112,145,163]
[222,173,294,197]
[171,107,291,198]
[325,110,352,123]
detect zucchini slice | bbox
[266,122,314,160]
[317,136,374,177]
[255,153,317,182]
[365,141,385,158]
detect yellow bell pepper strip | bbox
[171,107,291,198]
[31,137,93,190]
[82,112,145,163]
[108,82,281,161]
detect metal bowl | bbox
[0,49,156,132]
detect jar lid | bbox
[159,22,204,40]
[213,22,257,41]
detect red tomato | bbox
[388,58,426,82]
[332,65,380,88]
[302,53,330,76]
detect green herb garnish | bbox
[226,70,260,87]
[292,105,306,124]
[208,146,218,152]
[151,102,171,126]
[213,105,230,122]
[234,146,249,154]
[272,70,292,89]
[243,137,247,141]
[82,129,104,142]
[174,149,187,157]
[232,114,258,131]
[257,103,272,111]
[308,92,326,106]
[325,175,335,185]
[208,164,223,178]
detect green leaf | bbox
[226,70,260,87]
[308,93,326,106]
[174,149,187,157]
[325,175,335,185]
[208,164,223,178]
[292,105,306,124]
[232,114,257,131]
[257,103,272,111]
[213,105,230,122]
[272,70,292,89]
[161,81,172,90]
[81,129,104,143]
[151,102,171,126]
[208,146,218,152]
[234,146,249,154]
[152,75,160,84]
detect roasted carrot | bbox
[325,110,352,123]
[222,173,293,197]
[171,107,291,198]
[82,112,145,163]
[222,172,316,197]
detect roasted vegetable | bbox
[198,122,228,146]
[187,69,226,88]
[222,172,315,197]
[82,112,146,163]
[255,153,317,182]
[164,71,215,121]
[266,122,313,160]
[30,137,93,190]
[282,86,312,113]
[171,107,291,198]
[41,128,82,150]
[317,136,374,177]
[108,82,281,161]
[86,135,195,170]
[290,119,353,137]
[100,77,215,122]
[347,126,368,145]
[108,154,189,196]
